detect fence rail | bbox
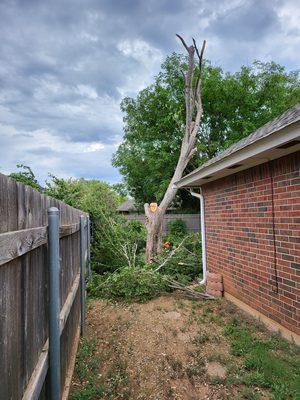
[0,173,90,400]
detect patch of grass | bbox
[223,317,300,399]
[106,359,131,399]
[208,314,224,325]
[71,334,132,400]
[70,338,105,400]
[70,385,105,400]
[74,338,100,382]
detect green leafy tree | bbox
[9,164,42,191]
[113,54,300,207]
[111,182,128,201]
[45,177,125,272]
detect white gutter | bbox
[190,189,207,285]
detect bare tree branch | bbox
[193,40,206,104]
[198,39,206,77]
[176,33,190,52]
[192,37,201,60]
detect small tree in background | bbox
[9,164,42,191]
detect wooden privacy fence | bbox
[0,173,91,400]
[123,213,201,233]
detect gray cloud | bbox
[206,0,281,41]
[0,0,299,184]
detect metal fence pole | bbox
[80,215,86,336]
[87,216,91,278]
[48,207,61,400]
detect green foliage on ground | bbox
[87,266,169,303]
[70,338,105,400]
[87,229,202,302]
[158,233,202,284]
[224,317,300,399]
[113,53,300,206]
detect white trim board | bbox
[175,122,300,188]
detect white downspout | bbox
[190,189,207,285]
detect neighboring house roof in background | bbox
[175,104,300,188]
[117,199,137,212]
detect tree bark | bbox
[145,35,206,263]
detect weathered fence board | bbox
[0,173,88,400]
[0,223,80,266]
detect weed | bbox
[210,376,225,385]
[106,359,131,399]
[207,353,229,365]
[174,299,185,309]
[211,334,222,343]
[202,306,213,316]
[166,355,184,379]
[238,387,261,400]
[167,355,183,372]
[171,328,178,337]
[193,331,210,344]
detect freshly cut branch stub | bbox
[149,203,158,213]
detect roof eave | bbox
[175,122,300,189]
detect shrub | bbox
[45,176,142,273]
[87,267,169,302]
[167,219,187,237]
[156,233,202,283]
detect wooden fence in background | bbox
[0,173,89,400]
[123,213,200,233]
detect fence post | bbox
[80,215,86,336]
[48,207,61,400]
[87,216,91,278]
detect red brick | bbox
[202,152,300,336]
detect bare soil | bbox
[70,294,271,400]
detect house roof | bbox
[175,104,300,188]
[117,199,137,212]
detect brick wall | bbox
[202,152,300,336]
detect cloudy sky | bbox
[0,0,299,184]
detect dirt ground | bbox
[70,294,279,400]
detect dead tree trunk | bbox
[145,35,206,262]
